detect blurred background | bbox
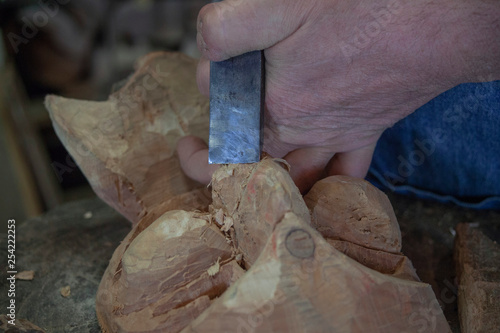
[0,0,207,232]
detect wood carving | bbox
[454,223,500,333]
[45,52,210,225]
[45,52,451,332]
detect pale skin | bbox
[177,0,500,192]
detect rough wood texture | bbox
[326,239,419,282]
[96,159,312,332]
[96,188,213,333]
[45,52,451,333]
[97,209,240,333]
[45,52,209,225]
[454,223,500,333]
[305,176,401,253]
[211,159,310,268]
[97,159,450,333]
[182,212,450,333]
[305,176,417,282]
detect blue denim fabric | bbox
[368,81,500,209]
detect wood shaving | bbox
[272,157,291,171]
[15,270,34,280]
[221,216,233,233]
[207,257,220,277]
[214,209,224,227]
[60,285,71,297]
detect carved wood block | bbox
[46,52,451,333]
[455,223,500,333]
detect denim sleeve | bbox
[367,81,500,209]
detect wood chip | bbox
[213,209,224,227]
[207,257,220,277]
[15,270,35,280]
[221,216,233,233]
[60,285,71,297]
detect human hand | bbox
[178,0,499,192]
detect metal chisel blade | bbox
[208,50,264,164]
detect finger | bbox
[326,143,377,179]
[176,136,220,184]
[283,148,334,193]
[197,0,314,60]
[196,56,210,97]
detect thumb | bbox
[177,136,220,184]
[198,0,313,60]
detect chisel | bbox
[208,0,264,164]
